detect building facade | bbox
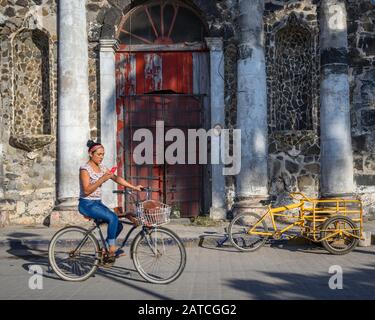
[0,0,375,226]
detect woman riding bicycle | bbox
[78,140,143,258]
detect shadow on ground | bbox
[225,262,375,299]
[4,237,174,299]
[198,232,239,252]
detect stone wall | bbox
[0,0,58,225]
[347,0,375,216]
[264,0,321,204]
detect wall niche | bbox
[10,28,54,152]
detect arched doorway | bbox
[115,0,209,217]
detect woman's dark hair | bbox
[87,140,102,152]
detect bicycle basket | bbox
[137,200,171,226]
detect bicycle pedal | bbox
[100,255,116,267]
[100,261,115,268]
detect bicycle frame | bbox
[247,201,304,239]
[72,219,153,260]
[247,192,363,242]
[73,188,159,258]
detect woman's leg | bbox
[95,201,123,247]
[79,200,119,248]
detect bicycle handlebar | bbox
[113,187,151,193]
[112,187,152,202]
[289,192,312,202]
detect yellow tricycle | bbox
[228,192,364,255]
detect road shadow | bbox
[198,232,239,252]
[225,263,375,299]
[92,259,174,299]
[4,237,177,297]
[268,240,330,255]
[4,237,59,280]
[96,265,147,283]
[197,231,331,254]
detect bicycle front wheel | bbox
[48,226,100,281]
[132,227,186,284]
[229,212,269,252]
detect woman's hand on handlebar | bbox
[132,185,144,192]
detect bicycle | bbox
[228,192,363,255]
[48,187,186,284]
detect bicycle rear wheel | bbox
[132,227,186,284]
[229,212,269,252]
[48,226,100,281]
[320,215,359,255]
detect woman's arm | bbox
[80,169,112,196]
[111,175,142,191]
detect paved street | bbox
[1,240,375,300]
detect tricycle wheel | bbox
[320,215,359,255]
[229,212,268,252]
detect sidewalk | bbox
[1,218,375,250]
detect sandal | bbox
[99,249,116,267]
[115,249,126,258]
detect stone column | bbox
[235,0,268,213]
[320,0,354,197]
[99,39,119,208]
[56,0,90,209]
[205,37,226,220]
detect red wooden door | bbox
[115,51,203,217]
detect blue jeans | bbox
[78,199,123,247]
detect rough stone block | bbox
[9,216,35,225]
[0,199,16,211]
[352,135,366,152]
[210,207,226,220]
[359,231,372,247]
[355,174,375,186]
[49,210,91,227]
[16,201,26,215]
[28,199,54,216]
[0,211,10,228]
[15,0,28,7]
[361,110,375,127]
